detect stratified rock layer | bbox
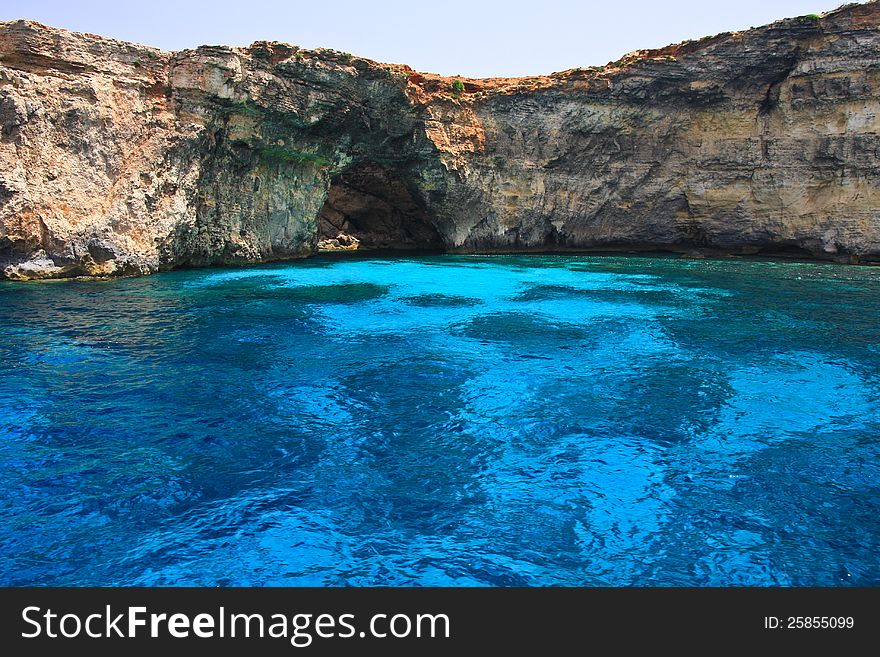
[2,3,880,279]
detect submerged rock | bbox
[2,3,880,279]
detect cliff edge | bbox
[2,3,880,279]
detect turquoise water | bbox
[1,254,878,586]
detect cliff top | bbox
[1,1,878,104]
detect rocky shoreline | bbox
[2,3,880,280]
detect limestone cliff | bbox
[2,3,880,279]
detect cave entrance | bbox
[317,163,444,252]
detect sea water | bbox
[1,254,878,585]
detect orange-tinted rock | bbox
[2,4,880,279]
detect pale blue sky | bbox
[0,1,851,77]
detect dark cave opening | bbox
[317,163,444,252]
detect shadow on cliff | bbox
[317,163,444,252]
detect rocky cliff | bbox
[2,3,880,279]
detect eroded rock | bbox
[2,4,880,279]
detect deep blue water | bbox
[1,254,879,586]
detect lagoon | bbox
[1,255,878,585]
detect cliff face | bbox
[2,3,880,279]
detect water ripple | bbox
[0,254,878,585]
